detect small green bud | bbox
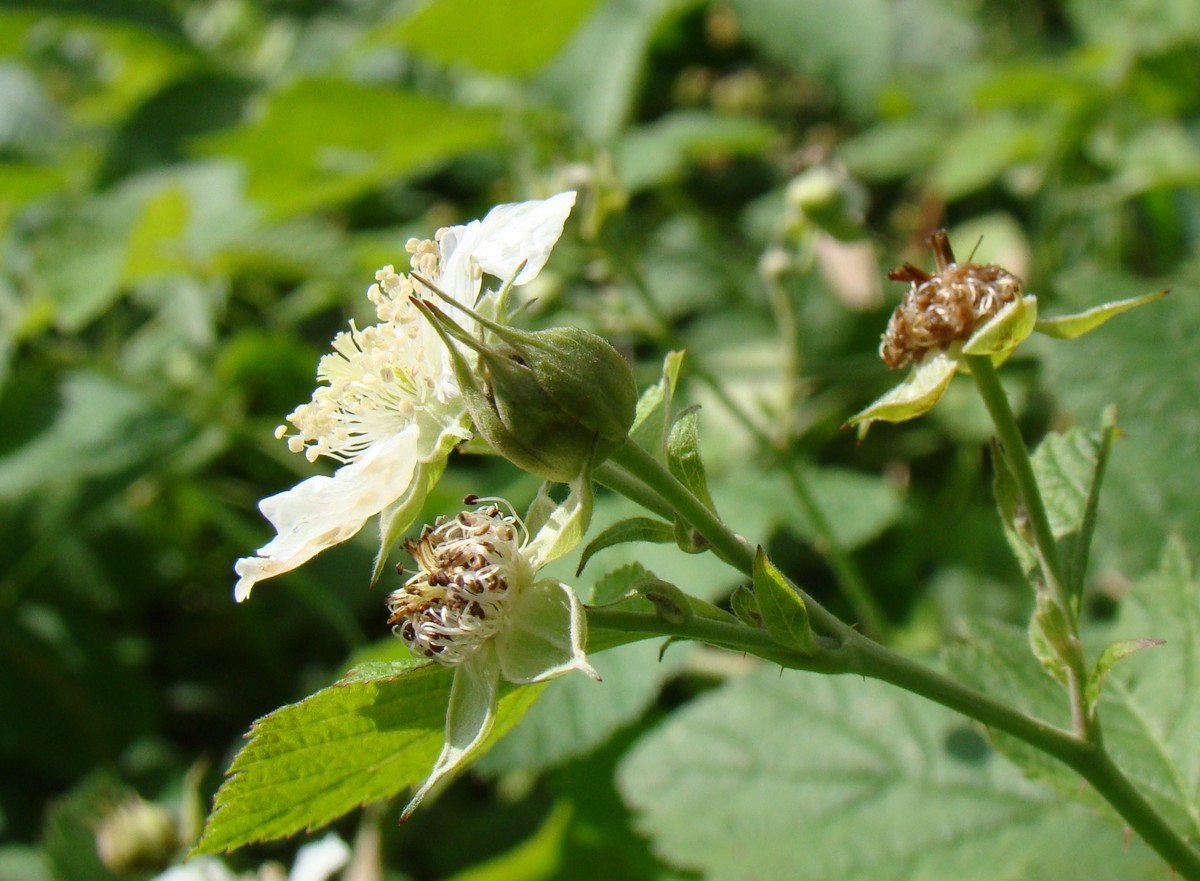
[413,297,637,482]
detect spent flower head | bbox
[389,490,598,819]
[233,192,576,601]
[846,229,1168,438]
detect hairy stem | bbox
[965,354,1093,739]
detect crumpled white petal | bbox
[495,578,599,683]
[234,427,420,601]
[400,645,499,821]
[443,191,577,291]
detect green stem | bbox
[965,354,1093,739]
[585,607,1200,879]
[606,439,852,642]
[593,460,676,522]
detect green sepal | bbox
[960,295,1038,360]
[371,423,464,585]
[1085,637,1165,714]
[630,350,685,461]
[633,577,692,625]
[666,405,716,511]
[752,547,816,653]
[1029,589,1072,683]
[730,583,763,628]
[844,353,957,439]
[523,471,593,569]
[1034,289,1167,339]
[575,515,674,576]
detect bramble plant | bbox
[194,199,1198,877]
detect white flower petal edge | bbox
[234,428,421,601]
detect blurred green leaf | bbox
[538,0,689,140]
[614,111,774,192]
[1040,263,1200,570]
[619,668,1164,879]
[195,80,502,217]
[392,0,599,75]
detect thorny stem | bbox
[610,245,887,636]
[595,435,1200,879]
[964,354,1094,740]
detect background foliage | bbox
[2,0,1199,878]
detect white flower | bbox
[233,192,577,601]
[387,488,598,820]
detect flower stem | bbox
[964,354,1093,739]
[605,438,853,643]
[586,606,1200,879]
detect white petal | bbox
[400,647,499,821]
[469,191,576,285]
[288,833,351,881]
[233,427,420,601]
[495,578,599,684]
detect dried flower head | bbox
[387,502,530,666]
[388,492,598,820]
[880,230,1023,369]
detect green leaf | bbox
[844,353,957,438]
[195,80,501,217]
[194,660,542,853]
[1034,289,1168,339]
[619,669,1163,880]
[575,516,674,576]
[751,547,815,653]
[629,350,684,459]
[392,0,599,75]
[442,801,574,881]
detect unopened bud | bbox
[413,296,637,482]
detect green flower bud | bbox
[412,296,637,482]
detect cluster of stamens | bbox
[880,231,1023,369]
[386,501,528,666]
[275,235,459,463]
